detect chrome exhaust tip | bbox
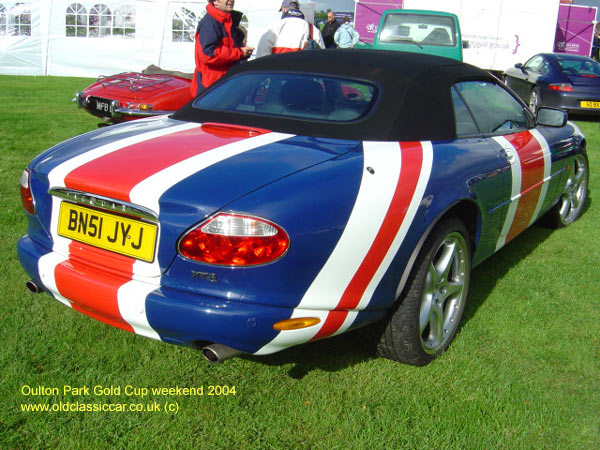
[202,343,241,363]
[26,280,42,293]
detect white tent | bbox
[0,0,316,77]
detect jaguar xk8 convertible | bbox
[18,50,589,366]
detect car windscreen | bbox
[378,14,456,46]
[556,58,600,77]
[192,73,378,122]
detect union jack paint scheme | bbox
[19,51,589,366]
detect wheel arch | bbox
[394,199,481,300]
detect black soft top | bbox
[173,49,495,141]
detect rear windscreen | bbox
[379,14,457,47]
[557,58,600,77]
[192,73,378,122]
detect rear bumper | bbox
[113,107,174,119]
[16,234,332,355]
[540,88,600,115]
[73,92,173,121]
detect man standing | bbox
[256,0,325,57]
[191,0,254,97]
[321,11,340,49]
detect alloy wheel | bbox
[419,231,469,354]
[558,154,588,224]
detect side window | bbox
[66,3,135,38]
[113,6,135,38]
[451,86,479,137]
[524,55,544,72]
[0,4,7,36]
[9,2,31,36]
[89,4,112,38]
[454,81,532,135]
[66,3,87,37]
[172,7,197,42]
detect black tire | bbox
[376,217,471,366]
[546,153,589,228]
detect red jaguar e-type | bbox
[73,65,194,123]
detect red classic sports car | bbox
[73,66,194,123]
[21,50,588,366]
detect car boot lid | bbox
[28,117,361,276]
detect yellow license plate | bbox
[580,100,600,109]
[58,202,158,262]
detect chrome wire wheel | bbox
[558,154,588,225]
[419,231,470,354]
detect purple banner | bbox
[554,4,597,56]
[355,1,403,43]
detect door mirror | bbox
[536,107,568,127]
[515,63,528,74]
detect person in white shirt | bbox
[256,0,325,57]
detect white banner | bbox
[402,0,561,71]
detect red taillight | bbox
[20,168,35,214]
[178,213,289,266]
[549,83,574,92]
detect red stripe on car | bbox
[312,142,424,340]
[504,131,546,242]
[64,127,247,202]
[54,241,135,332]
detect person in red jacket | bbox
[190,0,254,97]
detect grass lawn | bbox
[0,75,598,449]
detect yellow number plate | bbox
[58,202,158,262]
[580,100,600,109]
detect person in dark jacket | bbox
[592,23,600,61]
[321,11,340,49]
[190,0,254,97]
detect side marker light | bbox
[273,317,321,331]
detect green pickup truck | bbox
[356,9,464,61]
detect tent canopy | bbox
[0,0,316,77]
